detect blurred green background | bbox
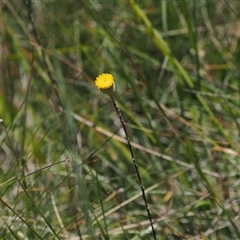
[1,1,240,239]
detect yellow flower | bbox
[95,73,115,95]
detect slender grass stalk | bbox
[95,73,156,239]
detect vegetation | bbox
[1,1,240,239]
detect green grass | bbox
[1,1,240,239]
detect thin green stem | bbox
[110,95,157,240]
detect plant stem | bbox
[110,96,156,240]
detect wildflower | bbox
[95,73,115,95]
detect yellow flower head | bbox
[95,73,115,95]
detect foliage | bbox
[1,1,240,239]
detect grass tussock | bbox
[0,1,240,239]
